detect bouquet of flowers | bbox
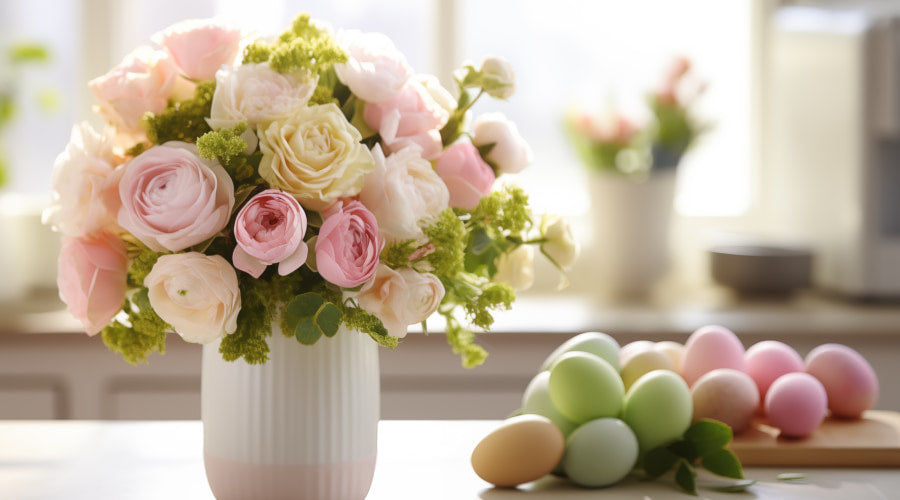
[565,56,707,176]
[44,14,577,369]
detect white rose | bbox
[43,122,122,237]
[358,265,444,338]
[493,245,535,291]
[418,74,457,115]
[540,215,579,271]
[359,144,449,243]
[258,103,376,211]
[207,62,316,131]
[480,56,516,99]
[145,253,241,344]
[335,30,414,103]
[472,112,533,175]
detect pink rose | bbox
[233,189,309,278]
[334,30,413,103]
[57,232,129,336]
[358,264,444,338]
[435,141,495,210]
[89,46,179,135]
[152,19,242,81]
[117,142,234,252]
[364,79,449,160]
[315,200,383,288]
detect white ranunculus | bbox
[479,56,516,100]
[493,245,535,291]
[144,253,241,344]
[334,30,413,103]
[357,265,444,338]
[257,102,375,211]
[207,62,316,131]
[43,122,122,237]
[471,112,533,175]
[418,74,457,115]
[540,215,579,271]
[359,144,449,243]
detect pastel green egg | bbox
[548,352,625,424]
[522,371,578,436]
[621,369,693,451]
[562,418,639,488]
[540,331,621,372]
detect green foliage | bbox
[340,301,398,349]
[9,43,50,63]
[423,209,467,279]
[127,247,164,288]
[101,290,169,365]
[196,123,260,182]
[642,418,744,495]
[283,293,342,345]
[144,81,215,144]
[464,186,533,277]
[379,239,421,269]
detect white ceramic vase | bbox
[202,325,380,500]
[588,169,678,297]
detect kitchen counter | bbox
[1,419,897,499]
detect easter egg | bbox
[805,344,879,419]
[765,372,828,438]
[619,340,655,366]
[620,349,676,391]
[621,369,693,451]
[691,368,759,434]
[562,418,639,488]
[521,371,578,437]
[548,352,624,424]
[655,341,685,372]
[540,331,620,372]
[745,340,804,402]
[681,325,747,386]
[471,414,565,487]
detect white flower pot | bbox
[587,169,678,297]
[202,326,380,500]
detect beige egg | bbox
[471,414,565,487]
[655,341,685,373]
[620,349,676,390]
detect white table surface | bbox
[1,420,898,500]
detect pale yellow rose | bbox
[493,245,535,291]
[540,215,579,271]
[258,103,375,211]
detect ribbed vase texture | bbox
[201,326,380,500]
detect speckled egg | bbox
[691,368,759,434]
[540,331,621,372]
[562,418,639,488]
[471,414,565,487]
[805,344,879,419]
[681,325,747,387]
[765,372,828,438]
[745,340,805,403]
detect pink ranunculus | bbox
[233,189,309,278]
[152,19,242,81]
[315,200,383,288]
[88,46,179,135]
[117,142,234,252]
[57,232,129,336]
[434,141,496,210]
[334,30,413,103]
[363,79,449,160]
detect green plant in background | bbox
[0,42,57,188]
[565,56,708,178]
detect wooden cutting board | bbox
[730,410,900,466]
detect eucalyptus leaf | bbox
[643,446,679,479]
[315,302,342,337]
[685,419,733,456]
[701,448,744,479]
[667,439,699,463]
[294,317,323,345]
[675,460,698,496]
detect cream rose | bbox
[207,62,316,130]
[357,264,444,338]
[44,122,122,237]
[144,252,241,344]
[258,103,375,211]
[472,113,533,175]
[358,145,449,243]
[540,215,579,271]
[493,245,535,291]
[480,56,516,100]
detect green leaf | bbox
[9,43,50,63]
[285,293,343,346]
[315,302,341,338]
[675,459,698,496]
[685,419,733,457]
[776,473,808,483]
[667,439,699,463]
[295,317,323,345]
[701,448,744,479]
[643,446,679,479]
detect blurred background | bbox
[1,0,900,420]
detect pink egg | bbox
[745,341,804,402]
[691,369,759,434]
[681,325,747,387]
[765,372,827,438]
[805,344,879,419]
